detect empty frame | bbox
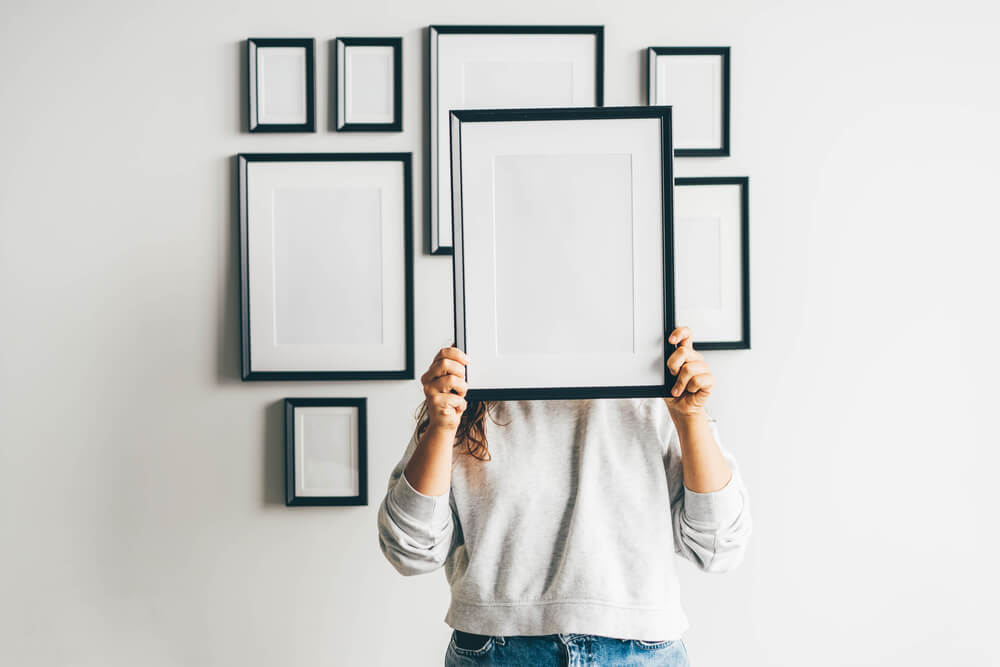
[429,25,605,254]
[450,106,675,400]
[238,153,414,380]
[647,47,730,156]
[335,37,402,131]
[248,38,316,132]
[674,177,749,349]
[285,398,367,506]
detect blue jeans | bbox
[444,631,690,666]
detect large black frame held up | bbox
[449,105,676,401]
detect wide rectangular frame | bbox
[428,25,605,255]
[335,37,403,132]
[248,38,316,133]
[647,46,730,157]
[450,105,676,401]
[237,152,414,380]
[674,176,750,349]
[284,397,368,506]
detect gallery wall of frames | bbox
[240,28,751,506]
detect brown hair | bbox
[415,399,506,461]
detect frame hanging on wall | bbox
[673,177,750,349]
[238,152,414,380]
[450,105,675,400]
[285,397,367,506]
[647,46,730,156]
[428,25,605,255]
[335,37,403,132]
[247,38,316,133]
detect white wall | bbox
[2,0,998,665]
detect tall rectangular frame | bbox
[428,25,605,255]
[238,152,415,381]
[450,105,676,401]
[674,176,750,350]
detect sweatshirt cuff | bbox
[389,470,453,527]
[683,472,743,527]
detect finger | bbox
[668,326,693,347]
[422,358,466,384]
[431,374,468,397]
[447,394,468,414]
[667,345,696,375]
[435,393,467,414]
[671,361,706,395]
[434,346,471,366]
[676,372,714,397]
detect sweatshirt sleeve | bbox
[376,422,458,576]
[664,416,752,573]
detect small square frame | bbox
[248,38,316,133]
[285,397,368,506]
[335,37,403,132]
[647,46,730,157]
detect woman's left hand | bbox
[664,326,714,417]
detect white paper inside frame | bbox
[339,44,395,125]
[295,406,359,497]
[256,47,308,125]
[651,54,723,150]
[674,183,743,343]
[456,116,666,390]
[246,160,407,372]
[432,33,599,249]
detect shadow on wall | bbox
[263,399,285,506]
[216,153,241,385]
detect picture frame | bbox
[647,46,730,156]
[450,105,675,401]
[237,153,414,380]
[285,398,367,506]
[247,38,316,133]
[334,37,403,132]
[674,177,750,349]
[428,25,605,255]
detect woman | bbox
[376,327,751,666]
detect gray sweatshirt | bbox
[376,397,751,640]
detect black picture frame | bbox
[674,176,750,350]
[334,37,403,132]
[647,46,730,157]
[449,105,675,401]
[237,152,415,380]
[285,397,368,506]
[428,25,606,255]
[247,38,316,133]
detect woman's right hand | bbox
[420,346,470,432]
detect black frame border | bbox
[646,46,730,157]
[247,38,316,133]
[237,152,415,381]
[449,105,676,401]
[674,176,750,350]
[284,397,368,506]
[334,37,403,132]
[427,25,606,255]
